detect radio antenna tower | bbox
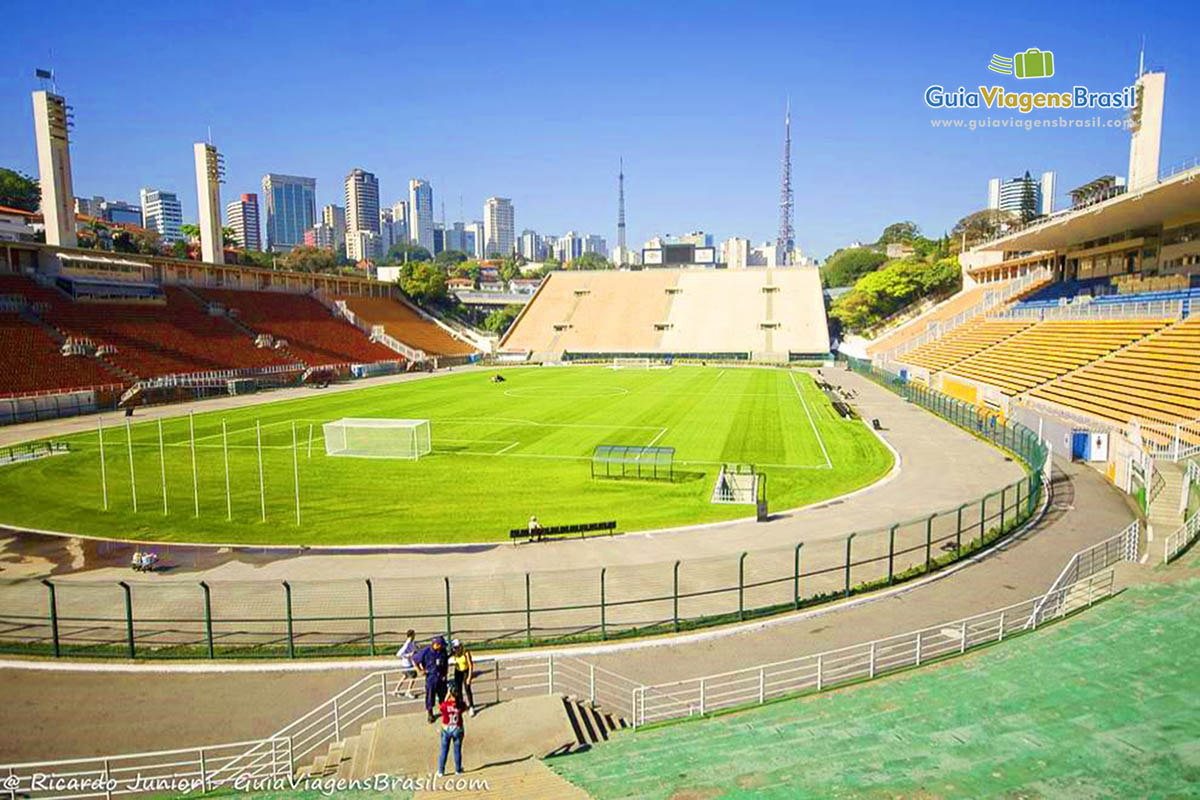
[617,157,627,255]
[777,98,794,265]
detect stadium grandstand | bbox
[500,267,831,361]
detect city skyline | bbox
[2,2,1199,258]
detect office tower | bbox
[305,223,336,250]
[555,231,582,262]
[519,229,541,260]
[101,200,143,226]
[348,229,379,263]
[1040,171,1057,215]
[467,220,485,258]
[262,174,316,252]
[583,234,607,255]
[322,204,346,256]
[31,91,76,247]
[379,207,395,254]
[344,168,380,262]
[139,188,184,243]
[445,221,468,254]
[225,193,261,251]
[433,222,445,255]
[409,179,434,251]
[193,142,225,263]
[484,196,515,257]
[391,200,410,243]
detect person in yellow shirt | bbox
[450,639,476,717]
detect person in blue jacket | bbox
[414,635,449,723]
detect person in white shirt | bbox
[393,629,418,698]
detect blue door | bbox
[1071,431,1090,460]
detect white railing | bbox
[0,737,293,800]
[991,299,1182,321]
[1164,510,1200,564]
[0,655,563,798]
[1139,416,1200,462]
[630,569,1116,727]
[882,269,1049,363]
[550,655,643,724]
[1026,520,1139,627]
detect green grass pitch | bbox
[0,366,893,545]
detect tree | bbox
[179,223,201,243]
[386,241,432,264]
[569,252,611,271]
[400,261,447,303]
[281,245,338,273]
[172,240,189,259]
[1018,171,1039,224]
[820,247,887,288]
[129,228,162,255]
[950,209,1017,250]
[829,257,962,333]
[482,304,523,335]
[222,226,239,248]
[433,249,468,268]
[498,255,521,282]
[0,168,39,212]
[877,221,920,246]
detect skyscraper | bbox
[262,174,316,252]
[31,91,76,247]
[391,200,410,244]
[225,193,261,251]
[344,168,380,261]
[484,197,515,257]
[467,221,485,258]
[139,188,184,243]
[519,229,542,261]
[379,207,396,255]
[409,179,434,252]
[322,204,346,256]
[193,142,224,263]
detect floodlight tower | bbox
[194,141,225,263]
[776,98,794,266]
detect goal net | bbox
[610,357,653,369]
[323,418,432,460]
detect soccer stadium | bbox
[2,15,1200,800]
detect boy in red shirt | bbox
[435,687,465,777]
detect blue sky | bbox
[2,0,1197,258]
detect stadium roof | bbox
[973,162,1200,253]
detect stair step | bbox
[335,736,360,780]
[322,743,345,776]
[350,722,379,780]
[309,755,327,777]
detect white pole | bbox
[257,420,266,522]
[98,418,109,510]
[307,424,313,460]
[222,420,232,521]
[125,418,137,512]
[292,422,301,526]
[189,412,199,518]
[158,418,168,515]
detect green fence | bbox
[0,358,1049,659]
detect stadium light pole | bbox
[125,418,137,512]
[292,422,301,526]
[158,418,168,515]
[256,420,266,522]
[97,418,108,511]
[222,420,232,521]
[189,412,199,518]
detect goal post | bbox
[322,418,432,460]
[610,357,653,369]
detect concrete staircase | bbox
[1148,459,1186,540]
[295,694,623,791]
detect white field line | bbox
[791,371,832,469]
[645,427,668,448]
[494,441,520,455]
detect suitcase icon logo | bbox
[988,48,1055,79]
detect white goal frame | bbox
[322,418,432,460]
[610,357,653,369]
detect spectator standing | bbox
[435,687,466,778]
[450,639,477,716]
[414,635,449,723]
[393,629,418,699]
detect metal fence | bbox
[1027,520,1139,625]
[990,299,1183,321]
[631,568,1116,727]
[0,359,1050,659]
